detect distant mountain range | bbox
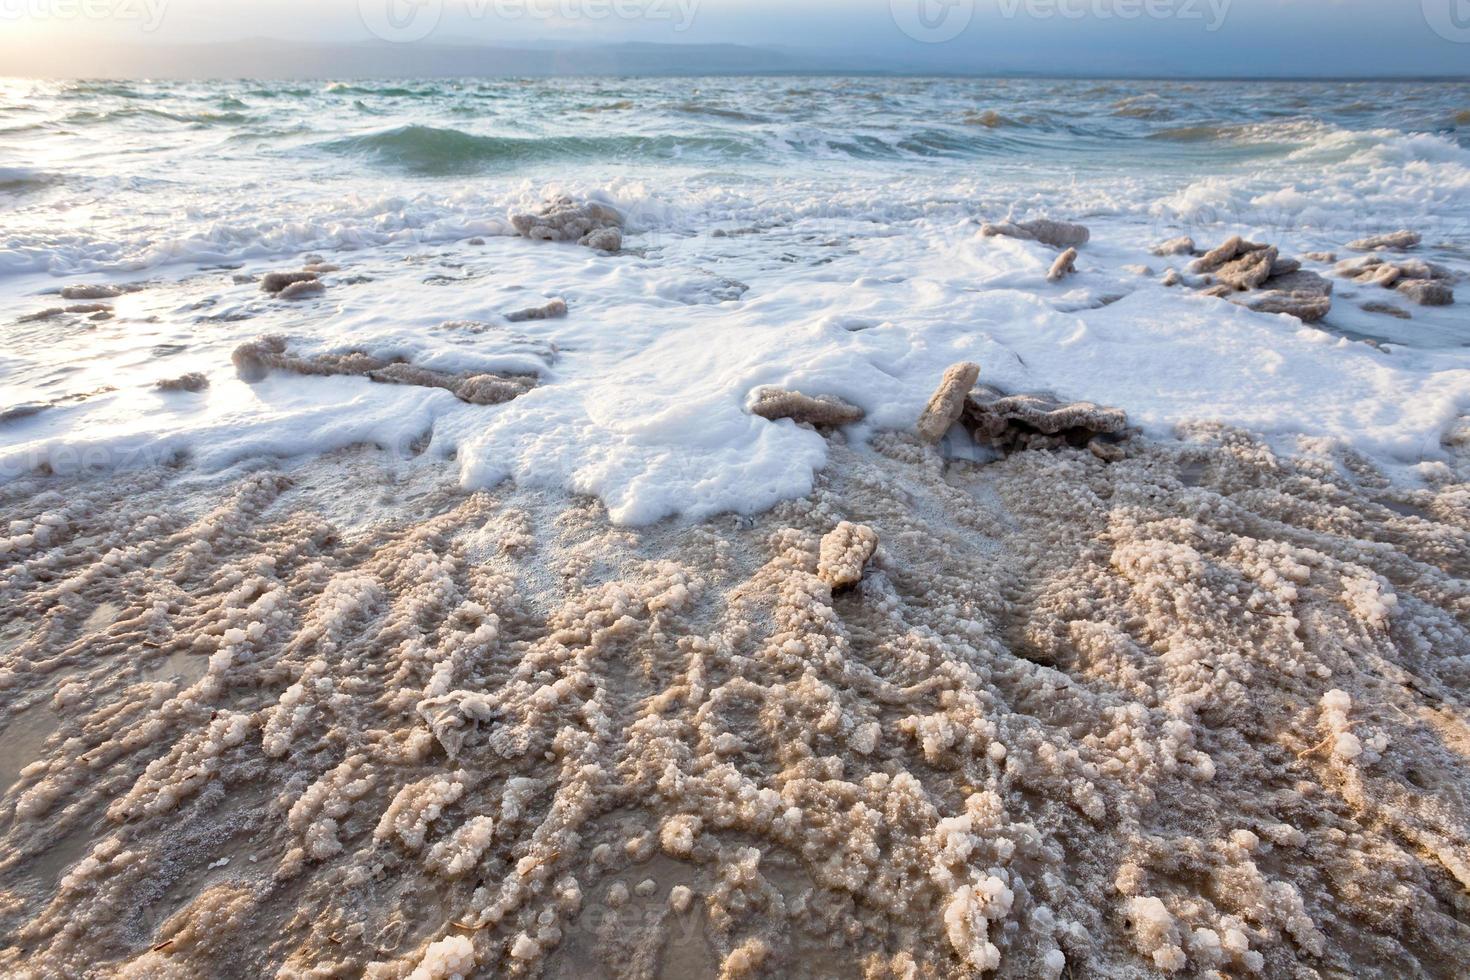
[0,39,834,80]
[3,38,1465,81]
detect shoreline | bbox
[1,422,1467,977]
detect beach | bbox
[1,75,1469,977]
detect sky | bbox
[1,0,1467,77]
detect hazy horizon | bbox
[2,0,1469,79]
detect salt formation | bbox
[1046,247,1078,283]
[980,219,1090,249]
[509,195,624,251]
[231,335,537,406]
[0,416,1468,978]
[1333,256,1456,306]
[1190,236,1333,321]
[915,361,980,443]
[749,387,865,429]
[260,271,321,295]
[1347,230,1421,251]
[504,298,567,323]
[1151,236,1195,256]
[156,372,209,393]
[962,384,1130,460]
[58,283,143,300]
[815,521,878,589]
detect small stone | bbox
[261,271,319,294]
[1395,279,1454,306]
[1360,302,1411,320]
[750,388,864,429]
[1047,247,1079,283]
[1348,230,1420,252]
[817,522,879,590]
[1151,236,1195,256]
[156,372,209,393]
[505,298,568,323]
[279,279,326,300]
[916,362,980,443]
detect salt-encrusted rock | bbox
[1151,236,1195,256]
[1230,269,1334,322]
[60,284,127,300]
[1336,255,1452,287]
[1215,246,1278,291]
[962,384,1129,458]
[817,522,878,590]
[1348,230,1420,252]
[981,219,1090,249]
[279,279,325,300]
[1396,279,1454,306]
[504,298,567,323]
[750,387,865,429]
[916,361,980,443]
[1161,269,1182,287]
[1047,247,1078,283]
[510,195,625,250]
[232,335,537,405]
[454,374,536,405]
[579,226,623,251]
[1303,251,1336,263]
[1238,290,1332,322]
[1361,301,1411,319]
[1270,255,1302,277]
[1190,235,1269,274]
[156,372,209,393]
[260,271,319,295]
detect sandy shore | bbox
[0,422,1467,978]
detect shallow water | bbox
[1,76,1468,522]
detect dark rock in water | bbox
[467,237,486,246]
[981,219,1090,249]
[156,372,209,393]
[750,387,865,429]
[1396,279,1454,307]
[510,195,624,251]
[260,271,319,294]
[1348,230,1420,252]
[1360,301,1411,320]
[504,298,567,323]
[962,384,1129,459]
[916,362,980,443]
